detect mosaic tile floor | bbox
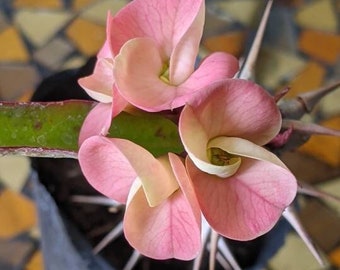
[0,0,339,269]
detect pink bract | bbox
[78,136,201,259]
[179,79,297,240]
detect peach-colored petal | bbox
[124,156,201,260]
[186,157,297,240]
[186,79,281,145]
[78,58,114,103]
[169,1,205,84]
[111,141,179,207]
[78,136,137,203]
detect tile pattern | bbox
[0,0,339,269]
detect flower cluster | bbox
[77,0,297,260]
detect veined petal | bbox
[186,157,297,240]
[78,103,112,145]
[168,153,201,225]
[78,58,114,103]
[109,0,204,56]
[169,52,239,109]
[208,136,288,169]
[111,139,179,207]
[124,156,201,260]
[169,1,205,84]
[187,79,281,145]
[78,136,137,203]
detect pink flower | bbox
[179,79,297,240]
[77,0,239,142]
[78,136,201,260]
[108,0,238,112]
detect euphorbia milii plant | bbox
[179,79,298,240]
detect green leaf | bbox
[0,101,184,158]
[109,111,184,157]
[0,101,93,153]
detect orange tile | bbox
[299,116,340,168]
[14,0,62,9]
[17,89,34,102]
[73,0,98,10]
[0,27,29,62]
[66,18,106,56]
[0,189,37,238]
[298,30,340,64]
[281,61,326,98]
[26,251,44,270]
[203,31,247,58]
[329,246,340,267]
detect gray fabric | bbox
[29,172,114,270]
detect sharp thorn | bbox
[193,217,212,270]
[298,80,340,113]
[218,238,242,270]
[123,250,142,270]
[209,230,219,270]
[93,221,124,254]
[282,119,340,137]
[282,206,326,266]
[298,181,340,203]
[237,0,273,80]
[70,195,122,207]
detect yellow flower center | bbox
[208,147,240,166]
[159,63,170,84]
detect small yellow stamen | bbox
[159,63,170,84]
[208,147,240,166]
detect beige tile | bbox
[66,17,105,56]
[15,9,73,47]
[268,232,328,270]
[255,47,306,90]
[0,27,29,62]
[317,177,340,214]
[80,0,128,24]
[209,0,264,27]
[295,0,338,33]
[319,84,340,117]
[0,156,30,192]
